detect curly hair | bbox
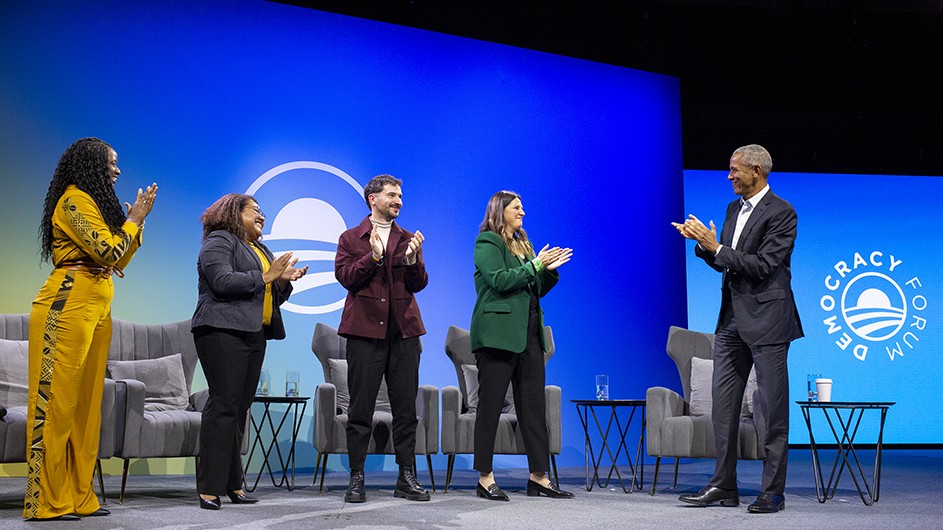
[200,194,258,240]
[363,174,403,209]
[479,190,532,258]
[39,138,127,262]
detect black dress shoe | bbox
[26,514,81,521]
[526,479,574,498]
[748,493,785,513]
[199,496,221,510]
[394,466,430,501]
[345,470,366,503]
[227,491,259,504]
[82,507,111,516]
[476,482,509,501]
[679,486,740,507]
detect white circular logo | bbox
[819,251,927,362]
[840,272,906,341]
[246,161,364,315]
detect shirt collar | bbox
[743,184,771,209]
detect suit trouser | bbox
[708,320,791,495]
[194,327,266,495]
[25,269,111,519]
[473,306,549,474]
[345,318,421,472]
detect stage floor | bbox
[1,449,940,529]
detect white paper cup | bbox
[815,378,833,402]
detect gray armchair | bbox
[646,326,765,494]
[107,318,204,502]
[310,323,438,492]
[0,313,116,501]
[441,325,562,492]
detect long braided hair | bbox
[39,138,127,262]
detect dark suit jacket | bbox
[335,216,428,340]
[695,190,804,346]
[470,231,559,353]
[191,230,292,340]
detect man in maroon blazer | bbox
[334,174,429,503]
[673,145,803,514]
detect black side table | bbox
[796,400,894,506]
[571,399,646,493]
[244,395,309,492]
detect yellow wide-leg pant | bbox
[24,269,113,519]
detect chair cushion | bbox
[0,339,28,408]
[327,358,392,415]
[689,357,757,417]
[689,357,713,416]
[107,353,189,411]
[0,405,28,462]
[460,364,515,414]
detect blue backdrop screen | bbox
[1,1,686,470]
[684,170,941,444]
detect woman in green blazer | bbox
[470,190,573,501]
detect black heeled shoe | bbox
[227,491,259,504]
[83,507,111,516]
[199,496,221,510]
[476,482,509,501]
[526,479,574,498]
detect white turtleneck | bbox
[371,217,392,251]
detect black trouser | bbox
[708,319,791,495]
[473,301,549,474]
[345,317,421,472]
[194,326,266,495]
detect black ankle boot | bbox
[345,470,366,503]
[394,466,430,501]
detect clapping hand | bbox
[370,224,385,260]
[263,252,308,285]
[671,214,718,252]
[404,230,424,265]
[125,183,158,225]
[536,244,573,271]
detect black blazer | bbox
[191,230,292,340]
[695,190,804,346]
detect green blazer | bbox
[470,231,559,353]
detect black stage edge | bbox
[274,0,943,177]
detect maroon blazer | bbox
[335,216,428,340]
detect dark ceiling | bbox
[276,1,943,175]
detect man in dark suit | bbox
[334,174,429,503]
[672,144,803,513]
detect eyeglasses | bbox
[246,206,265,218]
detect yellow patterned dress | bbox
[24,185,142,519]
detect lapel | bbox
[241,238,263,270]
[388,221,403,262]
[720,200,739,246]
[255,240,275,264]
[735,192,772,251]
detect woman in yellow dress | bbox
[25,138,157,521]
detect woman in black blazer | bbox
[191,194,307,510]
